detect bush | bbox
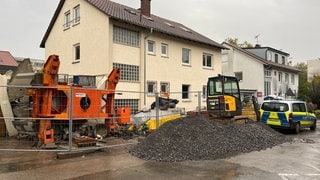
[315,109,320,119]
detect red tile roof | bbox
[40,0,225,49]
[0,51,18,67]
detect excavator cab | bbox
[207,75,242,118]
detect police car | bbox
[260,100,317,133]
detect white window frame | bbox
[182,48,191,65]
[291,74,295,85]
[285,73,289,83]
[64,11,71,29]
[147,81,157,96]
[267,51,272,61]
[160,82,170,94]
[147,40,155,55]
[202,53,213,68]
[74,43,80,62]
[278,72,282,82]
[73,5,80,25]
[161,43,168,57]
[182,84,190,100]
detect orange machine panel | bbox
[117,107,131,125]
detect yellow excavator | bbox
[206,74,260,121]
[206,74,243,118]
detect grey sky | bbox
[0,0,319,64]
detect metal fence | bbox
[0,85,205,152]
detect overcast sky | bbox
[0,0,319,64]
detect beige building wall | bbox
[143,34,221,110]
[45,0,111,76]
[43,0,222,111]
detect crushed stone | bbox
[129,116,291,162]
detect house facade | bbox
[222,43,300,104]
[40,0,225,112]
[307,58,320,82]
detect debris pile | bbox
[130,116,291,162]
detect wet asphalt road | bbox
[0,121,319,180]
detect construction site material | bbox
[0,73,18,136]
[129,116,291,162]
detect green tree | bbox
[225,37,253,48]
[309,75,320,108]
[295,62,309,101]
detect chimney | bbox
[141,0,151,17]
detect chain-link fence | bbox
[0,84,205,152]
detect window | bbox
[113,26,139,47]
[160,82,170,93]
[182,84,190,99]
[267,51,272,61]
[202,85,207,99]
[203,53,213,68]
[74,5,80,25]
[278,72,282,82]
[264,70,271,96]
[64,11,71,29]
[291,74,295,85]
[275,54,278,63]
[234,72,243,81]
[264,70,271,77]
[285,73,289,83]
[261,102,289,112]
[182,48,190,65]
[282,56,285,65]
[293,103,306,112]
[147,41,155,54]
[161,43,168,57]
[147,81,157,95]
[113,63,139,82]
[74,43,80,61]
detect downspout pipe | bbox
[143,28,153,106]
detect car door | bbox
[298,103,312,127]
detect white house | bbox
[222,43,300,104]
[40,0,225,112]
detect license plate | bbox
[269,118,279,122]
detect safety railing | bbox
[0,84,205,152]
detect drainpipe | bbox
[143,28,153,106]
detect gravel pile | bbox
[129,116,291,162]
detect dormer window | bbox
[275,54,278,63]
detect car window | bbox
[261,102,289,112]
[298,103,306,112]
[292,103,300,112]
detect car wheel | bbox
[310,121,317,131]
[295,123,300,134]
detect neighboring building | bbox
[222,43,300,103]
[15,57,44,72]
[0,51,18,74]
[40,0,225,112]
[307,58,320,82]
